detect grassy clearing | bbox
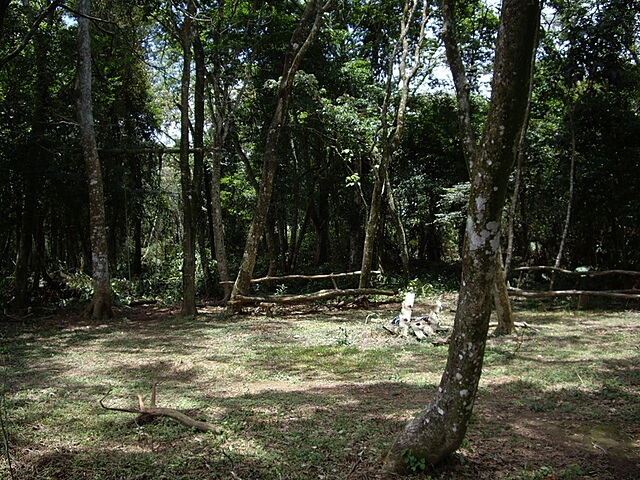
[0,299,638,479]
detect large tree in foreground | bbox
[383,0,540,473]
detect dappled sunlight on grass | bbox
[1,302,638,479]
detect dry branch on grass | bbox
[489,320,542,331]
[220,270,382,286]
[511,266,640,300]
[100,384,220,433]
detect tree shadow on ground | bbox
[2,306,638,479]
[7,376,639,479]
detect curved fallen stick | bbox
[100,383,221,434]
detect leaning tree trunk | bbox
[383,0,540,472]
[360,0,428,288]
[76,0,113,319]
[230,0,330,306]
[442,0,529,335]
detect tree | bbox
[512,0,640,271]
[441,0,519,334]
[383,0,540,472]
[178,0,198,317]
[229,0,331,305]
[359,0,430,288]
[77,0,113,318]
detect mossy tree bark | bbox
[76,0,113,319]
[382,0,540,472]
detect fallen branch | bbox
[220,270,381,285]
[508,287,640,300]
[128,299,159,306]
[100,384,220,434]
[488,321,542,330]
[229,288,396,306]
[513,266,640,277]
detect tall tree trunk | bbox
[179,0,197,317]
[210,148,232,299]
[552,111,577,288]
[383,0,540,472]
[229,0,330,306]
[359,150,387,288]
[265,216,280,276]
[131,155,143,278]
[504,145,524,278]
[76,0,113,319]
[14,186,34,311]
[504,25,536,280]
[310,186,330,266]
[442,0,524,333]
[360,0,428,288]
[193,35,214,297]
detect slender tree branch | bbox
[441,0,477,168]
[0,0,63,68]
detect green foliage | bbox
[521,0,640,269]
[1,0,638,308]
[402,448,427,474]
[405,278,436,297]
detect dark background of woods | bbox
[1,0,639,311]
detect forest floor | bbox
[0,295,638,479]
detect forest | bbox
[1,0,638,314]
[0,0,639,478]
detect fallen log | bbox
[513,266,640,277]
[220,270,381,285]
[229,288,396,306]
[508,287,640,300]
[100,384,220,433]
[488,321,542,331]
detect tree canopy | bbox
[0,0,638,310]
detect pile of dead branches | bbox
[383,294,450,345]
